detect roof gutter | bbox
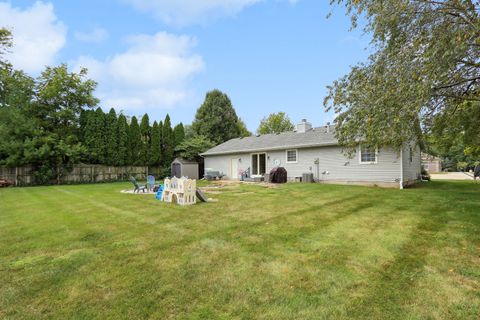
[200,142,339,156]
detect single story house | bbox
[201,119,421,189]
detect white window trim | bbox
[286,149,298,164]
[358,144,378,164]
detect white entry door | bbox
[231,158,238,179]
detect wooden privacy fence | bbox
[0,165,163,186]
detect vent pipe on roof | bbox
[326,122,330,133]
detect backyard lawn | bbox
[1,181,479,319]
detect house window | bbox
[359,144,377,164]
[286,149,297,163]
[409,147,413,163]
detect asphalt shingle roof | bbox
[201,126,338,156]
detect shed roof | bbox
[172,158,198,165]
[201,125,337,156]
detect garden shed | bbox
[171,158,199,180]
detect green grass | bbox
[1,181,479,319]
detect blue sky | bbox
[1,0,370,131]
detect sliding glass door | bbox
[251,153,266,175]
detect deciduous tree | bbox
[0,28,12,65]
[32,65,98,182]
[174,135,214,162]
[256,112,294,135]
[325,1,480,154]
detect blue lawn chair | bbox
[147,175,155,191]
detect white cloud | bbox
[74,32,204,110]
[122,0,300,26]
[122,0,262,25]
[0,1,66,73]
[75,27,108,43]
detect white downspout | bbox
[399,148,404,190]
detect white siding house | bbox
[201,120,421,189]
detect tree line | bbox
[0,61,188,183]
[79,107,184,169]
[1,27,309,184]
[0,29,255,183]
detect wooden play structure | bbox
[162,176,197,206]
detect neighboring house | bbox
[421,153,442,173]
[201,119,421,189]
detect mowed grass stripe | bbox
[0,181,479,319]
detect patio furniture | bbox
[147,175,155,191]
[204,169,225,181]
[130,176,146,193]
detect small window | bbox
[286,149,297,163]
[359,144,377,164]
[409,147,413,163]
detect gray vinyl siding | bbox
[204,145,402,183]
[267,146,401,183]
[402,143,422,184]
[204,153,252,179]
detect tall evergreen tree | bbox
[192,89,241,144]
[237,117,252,137]
[84,107,106,164]
[116,114,128,166]
[173,123,185,146]
[128,116,141,165]
[149,121,161,166]
[105,108,118,165]
[161,114,174,167]
[139,113,150,166]
[94,108,107,164]
[78,109,90,142]
[158,120,163,166]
